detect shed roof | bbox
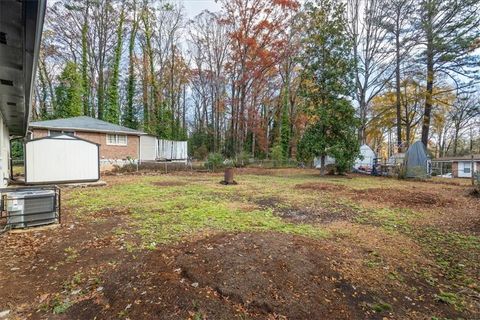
[30,116,146,135]
[434,155,480,162]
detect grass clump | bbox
[434,291,464,311]
[368,301,392,313]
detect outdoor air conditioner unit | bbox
[3,189,58,228]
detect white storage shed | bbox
[354,144,376,172]
[25,135,100,184]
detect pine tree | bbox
[297,0,359,175]
[105,7,125,124]
[54,61,83,119]
[418,0,480,147]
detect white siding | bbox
[0,117,10,187]
[354,145,376,170]
[140,135,157,161]
[458,161,478,178]
[25,135,99,184]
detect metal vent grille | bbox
[0,79,13,86]
[23,197,55,215]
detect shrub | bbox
[270,144,284,167]
[193,145,208,160]
[205,153,224,171]
[11,140,23,159]
[235,151,251,167]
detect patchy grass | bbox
[48,170,480,318]
[66,175,329,246]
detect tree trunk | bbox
[320,155,326,176]
[395,16,402,152]
[421,8,434,148]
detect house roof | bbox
[29,116,146,135]
[434,154,480,162]
[0,0,46,136]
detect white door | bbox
[458,162,472,178]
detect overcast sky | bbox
[183,0,221,18]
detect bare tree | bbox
[347,0,393,144]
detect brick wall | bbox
[452,161,458,178]
[31,128,140,160]
[32,129,48,138]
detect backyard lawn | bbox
[0,169,479,319]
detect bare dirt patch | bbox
[0,210,133,319]
[275,205,358,224]
[176,232,373,319]
[350,188,456,209]
[256,196,358,224]
[295,182,347,192]
[174,232,464,320]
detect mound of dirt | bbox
[351,188,456,209]
[295,182,346,192]
[176,233,373,319]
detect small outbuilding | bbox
[30,116,146,171]
[404,141,431,178]
[354,144,376,173]
[25,134,100,184]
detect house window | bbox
[49,130,75,137]
[464,166,471,174]
[106,134,127,146]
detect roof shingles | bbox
[29,116,146,135]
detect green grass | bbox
[66,175,329,247]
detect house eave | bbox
[29,125,147,136]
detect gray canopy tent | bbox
[405,141,432,178]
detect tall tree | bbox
[450,94,480,155]
[122,0,139,129]
[105,5,125,124]
[188,11,230,154]
[347,0,393,144]
[81,0,90,116]
[379,0,417,151]
[54,62,83,118]
[298,0,359,175]
[219,0,300,156]
[418,0,480,147]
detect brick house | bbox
[29,116,146,171]
[434,155,480,178]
